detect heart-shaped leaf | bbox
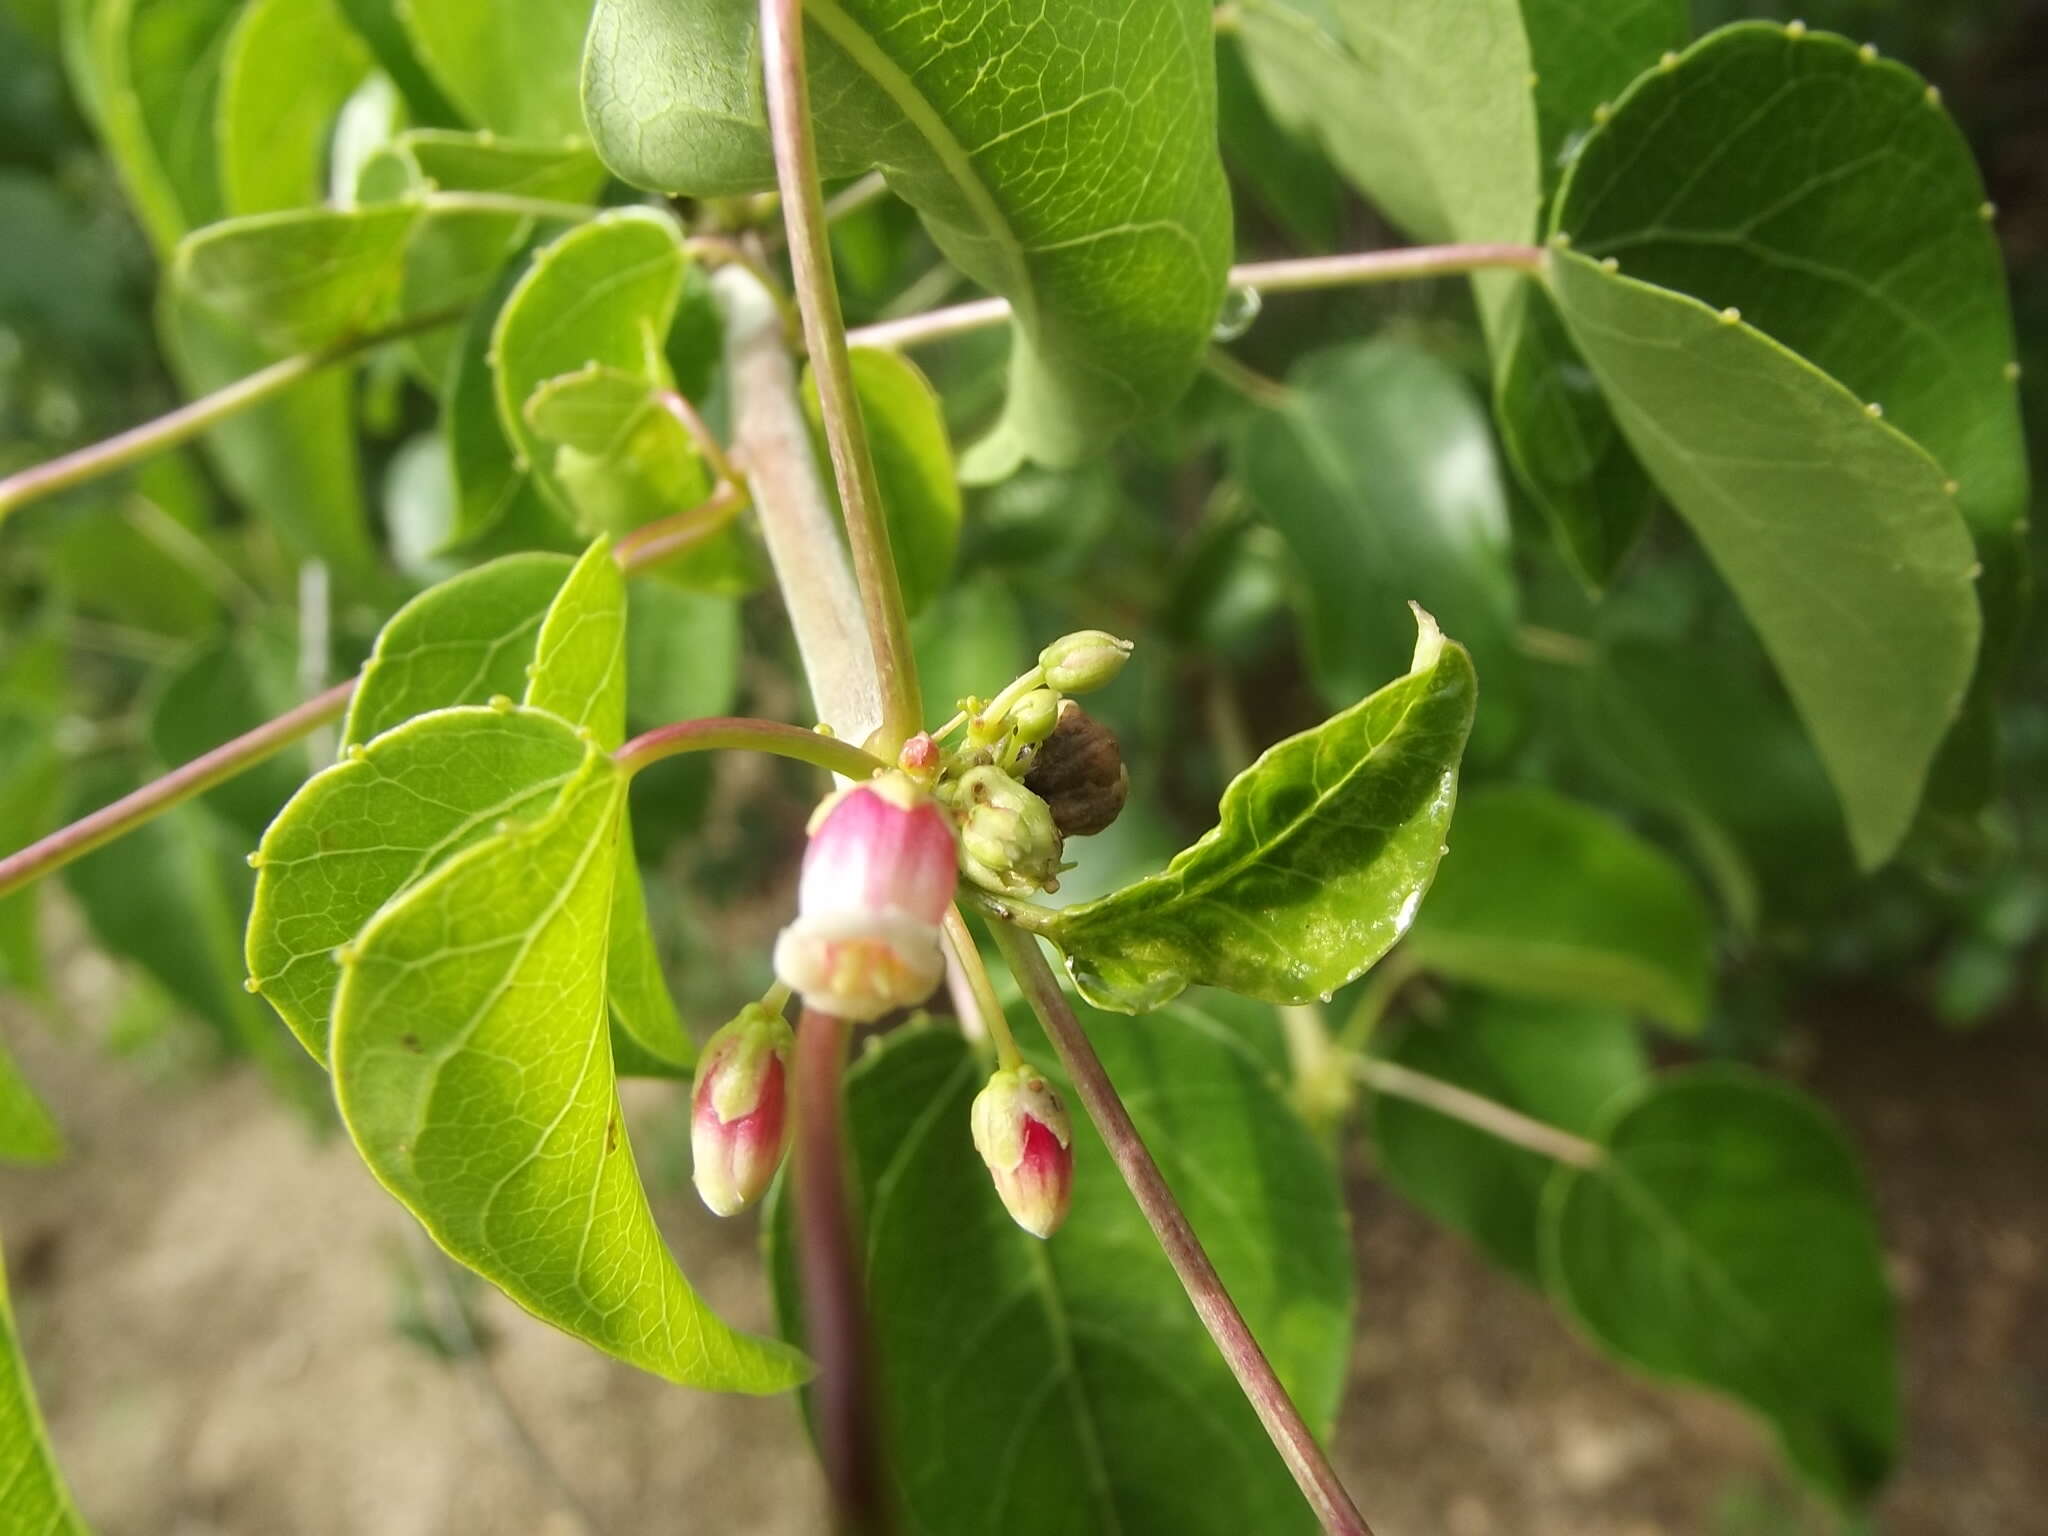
[582,0,1231,468]
[1543,1067,1898,1503]
[331,723,803,1391]
[768,1007,1350,1532]
[1046,610,1475,1012]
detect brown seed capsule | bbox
[1023,702,1128,838]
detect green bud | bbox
[1037,630,1133,693]
[954,765,1063,897]
[1007,687,1061,746]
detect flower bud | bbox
[1023,701,1128,838]
[1038,630,1132,693]
[952,765,1062,897]
[970,1064,1074,1238]
[772,772,958,1022]
[691,1004,794,1216]
[1006,687,1062,747]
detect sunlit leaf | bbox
[398,0,591,140]
[584,0,1231,468]
[1047,612,1474,1013]
[331,728,802,1390]
[216,0,370,215]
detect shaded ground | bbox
[1,972,2040,1535]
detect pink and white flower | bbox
[771,772,958,1023]
[970,1063,1075,1239]
[691,1004,794,1217]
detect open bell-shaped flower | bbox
[771,771,958,1023]
[691,1003,794,1217]
[970,1063,1074,1238]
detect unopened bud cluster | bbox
[690,1003,794,1217]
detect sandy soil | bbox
[1,977,2039,1536]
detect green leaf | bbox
[583,0,1232,468]
[333,0,462,125]
[492,210,691,522]
[331,728,803,1391]
[1370,993,1644,1284]
[801,347,960,616]
[216,0,370,215]
[1406,783,1713,1033]
[0,1238,90,1531]
[173,203,420,353]
[1543,1068,1898,1502]
[1236,339,1519,752]
[1517,0,1686,196]
[65,0,239,252]
[398,0,590,140]
[0,717,63,996]
[625,580,741,730]
[0,1035,65,1165]
[525,537,628,748]
[1545,248,1980,869]
[1554,22,2028,549]
[769,1011,1350,1532]
[343,552,572,746]
[1214,31,1341,251]
[1047,612,1475,1013]
[249,705,585,1062]
[445,268,565,550]
[147,627,309,845]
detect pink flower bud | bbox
[771,771,958,1022]
[691,1004,793,1216]
[970,1064,1074,1239]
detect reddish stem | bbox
[793,1007,894,1535]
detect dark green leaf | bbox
[584,0,1232,468]
[147,626,309,844]
[1406,783,1713,1033]
[801,347,961,616]
[331,727,803,1390]
[769,1010,1350,1532]
[0,1238,89,1530]
[1236,339,1519,752]
[0,717,62,996]
[1543,1067,1898,1502]
[625,580,741,730]
[1370,993,1643,1283]
[333,0,462,124]
[1545,248,1980,868]
[1048,612,1475,1013]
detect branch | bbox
[612,716,883,781]
[0,306,463,524]
[759,0,921,746]
[849,244,1548,351]
[1352,1057,1603,1169]
[990,923,1376,1536]
[793,1007,895,1535]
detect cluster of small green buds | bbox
[1038,630,1132,694]
[970,1063,1074,1238]
[690,1003,794,1217]
[949,765,1063,897]
[1005,687,1061,747]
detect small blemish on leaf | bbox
[606,1116,619,1154]
[401,1033,423,1054]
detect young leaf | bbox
[216,0,371,215]
[1405,783,1714,1034]
[1543,1068,1898,1503]
[0,1037,65,1166]
[0,1239,90,1532]
[172,204,420,353]
[1369,993,1644,1284]
[526,537,628,748]
[331,736,803,1392]
[491,210,692,525]
[1545,248,1980,869]
[344,552,572,745]
[1046,610,1475,1013]
[768,1010,1351,1532]
[800,347,960,616]
[398,0,591,141]
[1235,339,1519,751]
[583,0,1232,468]
[248,706,585,1063]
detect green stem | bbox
[1336,947,1420,1056]
[1351,1057,1603,1168]
[613,717,882,781]
[990,922,1376,1536]
[946,907,1021,1070]
[848,243,1548,352]
[417,191,595,223]
[758,0,922,748]
[0,306,463,525]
